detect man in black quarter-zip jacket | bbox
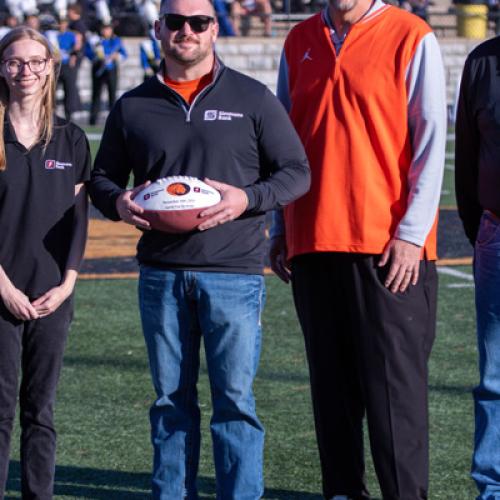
[88,0,310,498]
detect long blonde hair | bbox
[0,27,60,171]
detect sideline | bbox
[79,264,476,281]
[437,266,473,281]
[438,265,474,289]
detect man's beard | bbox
[166,35,210,66]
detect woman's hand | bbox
[0,266,39,320]
[31,283,73,318]
[0,283,39,321]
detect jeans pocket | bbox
[476,212,500,248]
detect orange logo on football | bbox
[166,182,190,196]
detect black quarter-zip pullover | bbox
[89,62,310,274]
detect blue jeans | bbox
[472,211,500,499]
[138,266,265,500]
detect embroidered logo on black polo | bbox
[45,160,73,170]
[204,110,217,121]
[204,110,244,121]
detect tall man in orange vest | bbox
[270,0,446,498]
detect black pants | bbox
[291,253,437,500]
[90,65,118,125]
[58,63,81,121]
[0,298,73,500]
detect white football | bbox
[134,176,221,233]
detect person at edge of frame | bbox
[455,35,500,500]
[269,0,447,498]
[87,0,311,498]
[0,26,90,499]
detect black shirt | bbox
[0,117,91,298]
[455,36,500,244]
[89,63,310,274]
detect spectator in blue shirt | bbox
[139,28,161,81]
[85,22,127,125]
[47,18,82,120]
[213,0,236,36]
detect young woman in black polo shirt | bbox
[0,27,90,498]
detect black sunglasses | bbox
[162,14,214,33]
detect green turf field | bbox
[87,132,101,161]
[5,268,478,499]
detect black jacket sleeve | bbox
[87,102,130,221]
[243,88,310,212]
[455,56,483,246]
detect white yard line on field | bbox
[438,267,474,281]
[438,266,474,290]
[437,266,474,288]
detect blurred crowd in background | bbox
[0,0,335,124]
[0,0,487,124]
[0,0,448,44]
[0,0,333,40]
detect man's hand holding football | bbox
[116,181,151,229]
[198,178,249,231]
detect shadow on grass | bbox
[63,355,311,385]
[63,354,149,372]
[429,384,474,395]
[6,461,322,499]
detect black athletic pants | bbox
[58,63,81,121]
[0,298,73,500]
[291,253,437,500]
[89,65,118,126]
